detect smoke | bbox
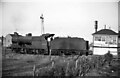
[10,6,27,33]
[11,13,21,32]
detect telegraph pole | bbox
[118,1,120,58]
[40,14,45,35]
[1,36,3,46]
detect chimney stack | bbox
[104,25,106,29]
[95,20,98,32]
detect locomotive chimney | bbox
[95,20,98,33]
[14,32,19,36]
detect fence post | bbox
[33,65,36,76]
[52,60,55,67]
[75,59,78,69]
[65,61,69,76]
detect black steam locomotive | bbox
[9,33,92,55]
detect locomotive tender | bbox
[50,37,90,55]
[9,33,92,55]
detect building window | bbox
[95,36,101,41]
[113,38,117,44]
[105,36,117,45]
[102,36,105,41]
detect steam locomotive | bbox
[9,33,92,55]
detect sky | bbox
[0,0,119,43]
[118,1,120,31]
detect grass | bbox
[2,48,119,76]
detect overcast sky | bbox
[0,0,119,42]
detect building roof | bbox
[92,29,118,35]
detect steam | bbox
[11,10,26,33]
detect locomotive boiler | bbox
[10,33,54,54]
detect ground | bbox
[2,47,120,77]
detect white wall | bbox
[3,34,12,47]
[93,48,117,55]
